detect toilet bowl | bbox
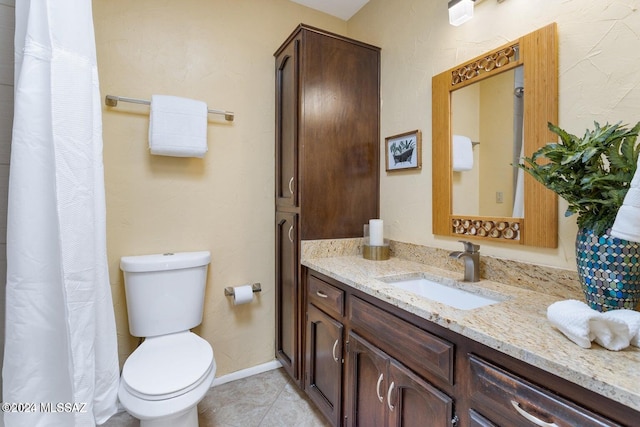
[119,251,215,427]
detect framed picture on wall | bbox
[385,130,422,172]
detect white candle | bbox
[369,219,384,246]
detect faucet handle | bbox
[458,240,480,253]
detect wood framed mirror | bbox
[432,23,558,248]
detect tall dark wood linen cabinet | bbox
[274,25,380,385]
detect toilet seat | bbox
[122,332,214,401]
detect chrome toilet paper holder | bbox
[224,283,262,297]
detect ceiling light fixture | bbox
[448,0,475,26]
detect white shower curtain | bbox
[3,1,119,426]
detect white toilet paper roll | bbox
[233,285,254,305]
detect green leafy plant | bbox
[390,139,415,154]
[519,121,640,235]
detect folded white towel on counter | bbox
[547,300,630,351]
[452,134,474,172]
[148,94,208,158]
[602,309,640,347]
[611,155,640,243]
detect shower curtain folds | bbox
[4,1,119,426]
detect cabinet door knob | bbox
[510,400,558,427]
[288,176,294,195]
[376,373,384,403]
[288,225,294,243]
[386,381,395,412]
[332,339,340,363]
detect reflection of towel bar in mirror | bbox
[224,283,261,296]
[104,94,235,121]
[454,139,479,146]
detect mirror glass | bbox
[451,66,524,218]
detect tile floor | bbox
[103,368,331,427]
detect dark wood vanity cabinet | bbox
[306,270,455,427]
[274,24,380,386]
[346,296,455,427]
[345,332,454,427]
[303,268,640,427]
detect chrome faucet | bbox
[449,241,481,282]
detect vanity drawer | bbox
[468,355,622,427]
[308,274,344,318]
[348,295,454,385]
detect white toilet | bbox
[118,251,216,427]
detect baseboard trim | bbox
[210,360,283,388]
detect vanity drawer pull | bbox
[316,290,328,298]
[511,400,558,427]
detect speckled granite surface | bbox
[301,238,640,412]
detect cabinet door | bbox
[305,304,343,427]
[298,32,380,239]
[275,211,298,380]
[346,331,455,427]
[275,37,298,208]
[344,332,388,427]
[387,359,454,427]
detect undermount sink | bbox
[381,276,502,310]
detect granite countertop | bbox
[301,239,640,412]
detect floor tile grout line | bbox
[256,372,289,427]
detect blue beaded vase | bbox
[575,227,640,312]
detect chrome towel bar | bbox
[104,94,234,121]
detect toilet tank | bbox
[120,251,211,338]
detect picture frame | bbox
[385,130,422,171]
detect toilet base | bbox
[140,406,198,427]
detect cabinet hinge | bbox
[451,414,459,427]
[345,340,350,354]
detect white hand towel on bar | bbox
[148,94,208,158]
[547,300,630,350]
[611,155,640,243]
[602,309,640,347]
[452,134,473,171]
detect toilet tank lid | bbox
[120,251,211,273]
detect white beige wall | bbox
[93,0,346,375]
[348,0,640,270]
